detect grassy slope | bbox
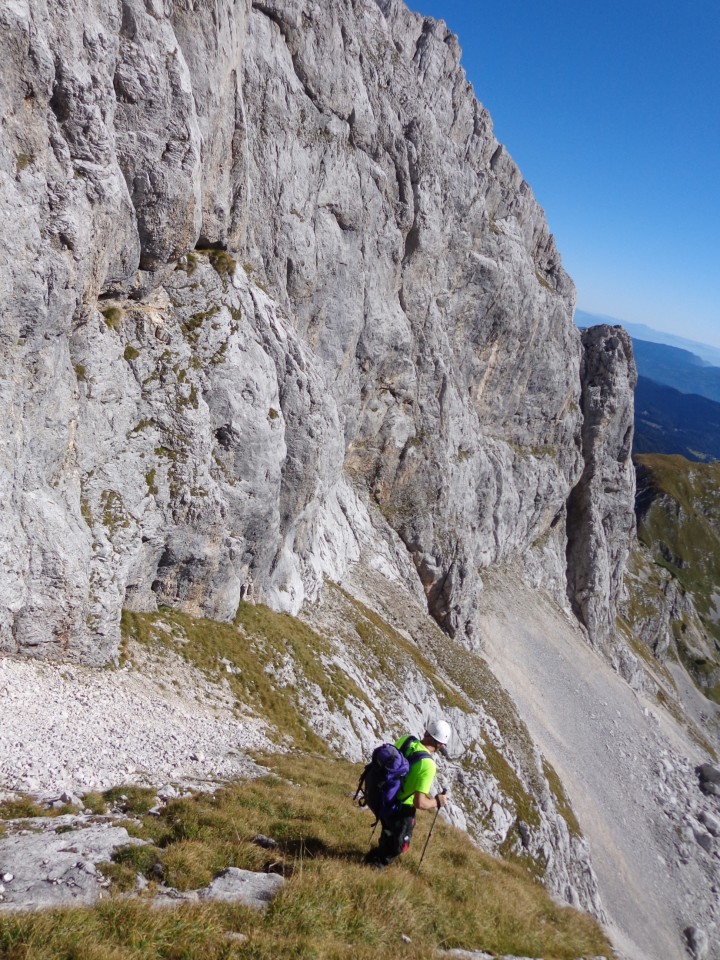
[0,596,613,958]
[327,582,581,845]
[0,754,612,960]
[634,453,720,700]
[122,592,561,869]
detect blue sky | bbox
[408,0,720,348]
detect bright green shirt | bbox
[395,736,436,808]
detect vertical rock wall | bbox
[241,0,584,642]
[566,325,637,658]
[0,0,636,665]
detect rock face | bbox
[0,817,143,911]
[0,0,599,663]
[242,0,585,644]
[0,814,284,912]
[566,326,637,668]
[629,455,720,698]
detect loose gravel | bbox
[0,645,274,799]
[478,570,720,960]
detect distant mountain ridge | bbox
[577,310,720,408]
[631,339,720,404]
[575,309,720,367]
[634,376,720,462]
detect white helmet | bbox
[426,718,451,745]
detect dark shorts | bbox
[368,807,416,866]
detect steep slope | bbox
[479,567,720,960]
[0,755,613,959]
[632,454,720,702]
[1,570,604,918]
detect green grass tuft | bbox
[0,755,613,959]
[82,792,108,815]
[101,307,124,331]
[0,796,46,820]
[15,153,33,172]
[102,786,158,816]
[194,248,238,284]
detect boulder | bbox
[0,820,143,911]
[697,764,720,797]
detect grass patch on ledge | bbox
[0,797,77,820]
[542,760,582,839]
[0,753,613,960]
[326,582,559,844]
[336,587,471,713]
[120,604,372,753]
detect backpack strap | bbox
[399,735,431,765]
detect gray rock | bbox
[156,784,179,800]
[694,830,714,854]
[697,764,720,797]
[698,811,720,837]
[252,834,279,850]
[0,821,145,911]
[437,951,610,960]
[566,326,637,657]
[0,0,594,662]
[684,925,709,960]
[196,867,284,908]
[697,763,720,785]
[153,867,283,910]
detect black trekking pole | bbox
[416,789,447,874]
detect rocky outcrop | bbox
[0,818,143,911]
[628,456,720,697]
[242,0,586,645]
[566,326,637,670]
[0,812,284,912]
[1,0,590,662]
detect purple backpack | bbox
[355,737,430,822]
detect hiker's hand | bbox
[435,792,448,810]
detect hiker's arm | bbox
[413,792,447,811]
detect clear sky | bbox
[408,0,720,348]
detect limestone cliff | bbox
[0,0,602,663]
[5,3,720,956]
[566,325,640,680]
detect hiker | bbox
[363,719,450,868]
